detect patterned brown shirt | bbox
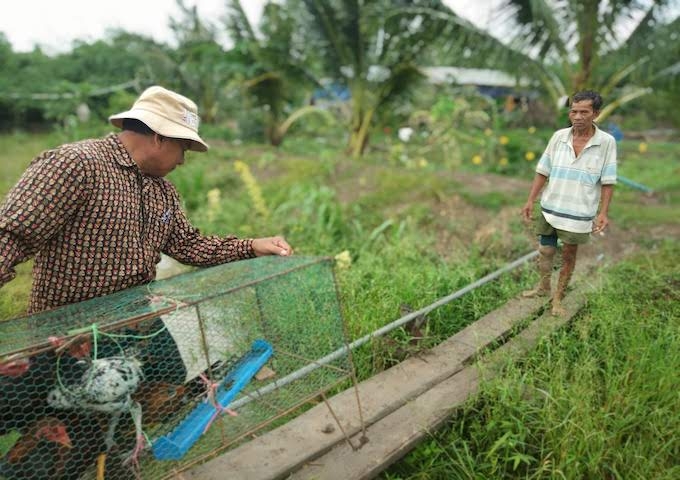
[0,134,255,313]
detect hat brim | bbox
[109,109,209,152]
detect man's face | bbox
[568,100,598,130]
[145,137,191,177]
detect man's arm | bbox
[163,187,292,266]
[0,149,88,288]
[522,133,555,223]
[592,184,614,233]
[521,173,548,222]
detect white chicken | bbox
[47,356,144,452]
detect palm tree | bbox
[298,0,524,156]
[131,0,235,124]
[224,0,333,146]
[164,0,232,123]
[443,0,680,122]
[299,0,460,156]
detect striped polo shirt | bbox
[536,126,617,233]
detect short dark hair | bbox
[121,118,156,135]
[572,91,603,111]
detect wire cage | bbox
[0,256,359,480]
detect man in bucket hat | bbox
[0,85,293,314]
[0,86,294,478]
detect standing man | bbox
[0,85,293,314]
[521,90,616,315]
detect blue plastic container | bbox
[152,339,274,460]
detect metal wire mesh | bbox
[0,256,354,479]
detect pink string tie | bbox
[198,373,238,434]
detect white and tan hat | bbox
[109,86,209,152]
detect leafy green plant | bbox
[436,0,680,123]
[299,0,476,157]
[224,1,334,146]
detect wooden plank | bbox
[180,297,546,480]
[289,367,482,480]
[288,288,588,480]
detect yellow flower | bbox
[417,157,428,168]
[234,160,270,218]
[334,250,352,269]
[638,142,648,153]
[525,151,536,161]
[206,188,221,222]
[499,157,509,166]
[207,188,221,209]
[528,126,536,134]
[499,135,509,145]
[484,128,493,136]
[472,154,483,165]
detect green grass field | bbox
[384,241,680,479]
[1,129,678,477]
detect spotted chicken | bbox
[47,356,144,453]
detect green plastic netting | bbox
[0,255,356,479]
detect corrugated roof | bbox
[421,66,530,87]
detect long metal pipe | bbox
[618,175,654,193]
[230,250,539,409]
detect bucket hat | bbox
[109,86,209,152]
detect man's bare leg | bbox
[552,243,578,316]
[522,245,557,298]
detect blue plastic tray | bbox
[152,339,273,460]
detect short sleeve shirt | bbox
[536,126,617,233]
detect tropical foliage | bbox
[0,0,678,140]
[436,0,680,121]
[223,0,333,145]
[298,0,481,156]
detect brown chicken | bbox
[133,381,187,426]
[0,417,72,479]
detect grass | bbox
[1,128,678,477]
[383,240,680,479]
[612,140,680,229]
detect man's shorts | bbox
[535,213,590,245]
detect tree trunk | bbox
[574,0,598,92]
[265,111,281,146]
[348,109,374,158]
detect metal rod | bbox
[164,377,351,478]
[227,250,539,410]
[618,175,653,193]
[320,391,360,451]
[332,265,368,442]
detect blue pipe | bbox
[618,175,654,193]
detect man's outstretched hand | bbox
[252,236,294,257]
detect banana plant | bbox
[299,0,465,157]
[224,0,333,146]
[445,0,680,121]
